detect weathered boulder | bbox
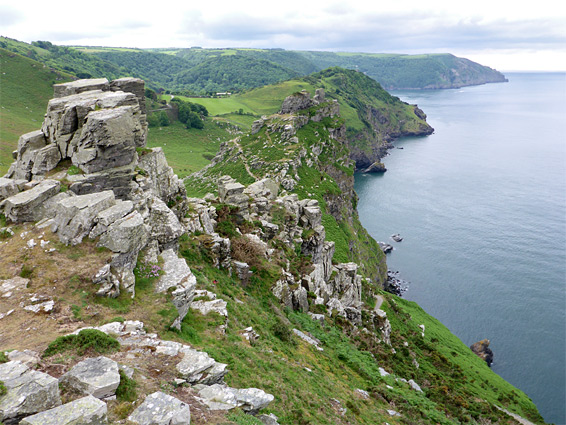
[176,347,227,385]
[2,179,61,223]
[54,190,116,245]
[5,130,48,180]
[0,361,61,424]
[156,249,197,330]
[128,391,190,425]
[280,90,316,114]
[59,356,120,399]
[244,178,279,200]
[6,350,41,368]
[41,89,142,159]
[30,144,61,176]
[20,395,108,425]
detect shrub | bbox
[272,319,294,344]
[230,237,265,270]
[116,370,137,402]
[0,351,8,363]
[43,329,120,358]
[0,380,7,396]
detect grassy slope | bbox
[0,48,73,175]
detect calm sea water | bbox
[355,73,566,424]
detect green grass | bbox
[0,48,73,175]
[146,120,229,178]
[116,370,138,402]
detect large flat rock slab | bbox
[0,361,61,424]
[20,395,108,425]
[128,391,190,425]
[59,356,120,399]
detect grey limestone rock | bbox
[30,144,61,176]
[20,395,108,425]
[148,197,184,245]
[0,361,62,424]
[54,190,116,245]
[137,148,187,218]
[7,130,48,180]
[0,178,26,201]
[59,356,120,399]
[2,179,61,223]
[6,350,41,368]
[157,249,197,330]
[198,384,273,413]
[98,210,148,253]
[72,106,142,174]
[128,391,190,425]
[176,347,226,384]
[89,200,134,238]
[244,178,279,200]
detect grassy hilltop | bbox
[0,48,544,425]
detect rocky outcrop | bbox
[470,339,494,366]
[0,78,194,300]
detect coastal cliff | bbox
[0,78,545,425]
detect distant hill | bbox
[1,38,507,94]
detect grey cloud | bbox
[177,9,565,53]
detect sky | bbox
[1,0,565,71]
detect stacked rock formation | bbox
[0,78,192,324]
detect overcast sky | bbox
[1,0,565,71]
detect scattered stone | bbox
[1,276,29,295]
[378,242,394,253]
[23,299,55,314]
[20,395,108,425]
[128,391,190,425]
[257,413,280,425]
[0,361,61,424]
[59,356,120,399]
[198,384,274,414]
[355,388,370,399]
[292,329,323,351]
[391,233,403,242]
[6,350,41,368]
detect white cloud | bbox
[1,0,564,70]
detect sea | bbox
[354,72,566,424]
